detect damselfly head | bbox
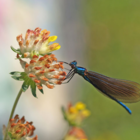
[70,61,77,69]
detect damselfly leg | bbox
[62,72,75,84]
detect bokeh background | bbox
[1,0,140,140]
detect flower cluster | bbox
[7,27,91,140]
[62,102,90,140]
[10,27,66,95]
[3,115,37,140]
[18,54,66,90]
[64,127,87,140]
[16,27,61,58]
[62,102,90,126]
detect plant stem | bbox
[9,88,23,119]
[3,88,23,140]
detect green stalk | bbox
[3,88,23,140]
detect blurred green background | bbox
[1,0,140,140]
[80,0,140,140]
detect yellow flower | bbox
[75,102,86,110]
[69,106,78,114]
[81,109,90,117]
[16,27,61,58]
[63,102,90,126]
[3,114,37,140]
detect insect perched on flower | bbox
[3,114,37,140]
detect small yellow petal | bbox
[48,36,57,42]
[81,109,90,117]
[69,107,78,114]
[53,44,61,51]
[49,43,61,51]
[75,102,86,110]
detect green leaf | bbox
[10,72,27,81]
[22,81,29,92]
[10,71,22,76]
[30,81,37,97]
[61,107,67,121]
[8,132,12,138]
[61,107,78,126]
[11,76,24,81]
[47,53,52,55]
[40,53,52,56]
[39,89,44,94]
[21,72,27,77]
[11,46,21,54]
[22,77,31,92]
[38,85,44,94]
[20,72,27,79]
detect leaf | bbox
[61,107,67,121]
[10,71,22,76]
[40,53,52,56]
[21,72,27,77]
[39,89,44,94]
[61,107,78,127]
[30,81,37,97]
[22,77,31,92]
[8,132,12,138]
[38,85,44,94]
[22,81,29,92]
[11,46,21,54]
[10,72,27,81]
[20,72,27,79]
[47,53,52,55]
[11,76,24,81]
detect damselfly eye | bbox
[70,60,77,67]
[70,61,77,69]
[71,64,75,69]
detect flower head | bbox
[62,102,90,126]
[64,127,87,140]
[15,27,61,58]
[10,27,66,96]
[18,54,66,90]
[3,114,37,140]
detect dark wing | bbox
[85,71,140,103]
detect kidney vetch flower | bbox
[62,102,90,126]
[64,127,87,140]
[11,27,61,58]
[10,27,67,97]
[3,114,37,140]
[10,53,66,97]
